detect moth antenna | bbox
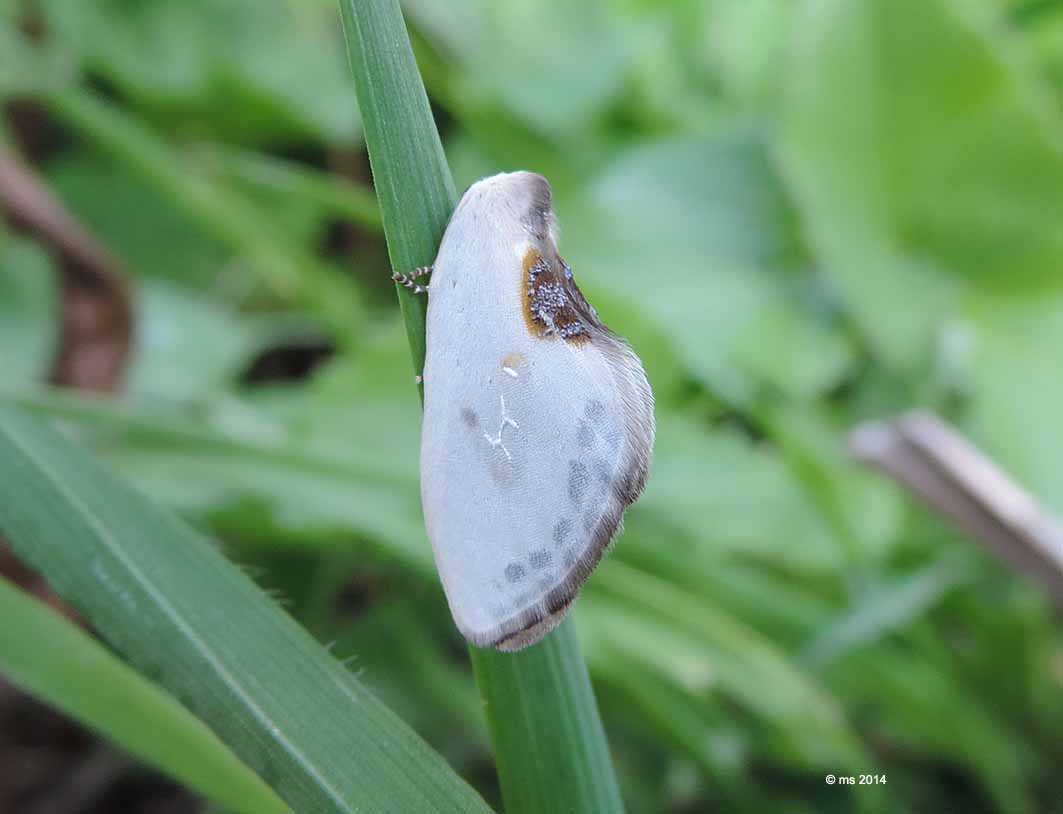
[392,265,432,295]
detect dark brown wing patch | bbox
[520,248,600,343]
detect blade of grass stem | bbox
[0,405,493,814]
[337,1,624,810]
[0,577,290,814]
[43,88,361,344]
[191,142,382,230]
[338,0,454,388]
[469,620,624,813]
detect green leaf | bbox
[583,128,855,405]
[0,237,56,384]
[295,321,424,485]
[405,0,648,138]
[338,0,455,382]
[0,21,73,97]
[802,556,972,666]
[967,293,1063,512]
[781,0,1063,365]
[45,156,229,288]
[0,405,492,814]
[36,0,360,143]
[44,89,362,343]
[587,635,748,795]
[191,142,382,230]
[827,644,1034,813]
[472,2,644,138]
[0,577,290,814]
[470,622,624,814]
[591,127,802,271]
[708,0,796,111]
[2,385,431,573]
[338,1,625,810]
[637,415,843,568]
[592,563,869,770]
[126,281,268,400]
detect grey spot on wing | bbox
[592,455,613,485]
[488,447,520,488]
[552,518,573,547]
[462,402,521,488]
[563,550,576,567]
[585,400,607,424]
[505,563,526,584]
[576,419,595,449]
[569,460,589,505]
[529,549,552,570]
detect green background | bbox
[3,0,1063,811]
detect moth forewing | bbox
[420,171,655,651]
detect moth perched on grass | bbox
[396,171,655,651]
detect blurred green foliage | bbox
[3,0,1063,811]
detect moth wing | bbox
[421,281,653,650]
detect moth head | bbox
[459,171,559,246]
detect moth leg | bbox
[392,265,432,295]
[407,265,432,280]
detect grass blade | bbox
[3,384,431,572]
[0,577,290,814]
[0,405,492,814]
[470,621,624,813]
[337,1,625,810]
[338,0,455,383]
[44,88,362,343]
[191,142,383,230]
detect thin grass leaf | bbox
[0,577,290,814]
[43,88,362,344]
[469,622,624,813]
[191,142,383,230]
[0,405,492,814]
[338,0,455,385]
[337,1,625,810]
[2,384,431,571]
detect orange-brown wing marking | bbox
[520,248,600,343]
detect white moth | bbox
[396,171,655,651]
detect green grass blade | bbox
[0,577,290,814]
[2,384,431,571]
[191,142,383,230]
[338,0,456,385]
[337,1,625,810]
[0,405,493,814]
[43,88,362,344]
[470,621,624,813]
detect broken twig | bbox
[851,411,1063,604]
